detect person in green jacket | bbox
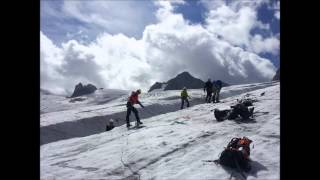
[180,87,190,109]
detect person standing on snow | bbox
[204,79,213,103]
[180,87,190,109]
[126,89,144,127]
[212,80,222,103]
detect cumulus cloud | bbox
[41,31,154,95]
[203,0,278,55]
[201,0,268,12]
[41,32,106,95]
[41,0,277,95]
[61,0,157,38]
[41,32,65,94]
[143,3,275,84]
[41,0,158,45]
[205,4,258,47]
[250,34,279,55]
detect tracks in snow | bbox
[119,130,216,179]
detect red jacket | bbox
[128,92,139,104]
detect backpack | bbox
[216,80,222,88]
[214,109,230,121]
[229,103,254,120]
[218,137,252,172]
[238,98,255,107]
[242,100,253,107]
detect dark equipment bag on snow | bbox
[229,104,254,120]
[218,137,252,172]
[219,148,250,171]
[238,98,258,107]
[214,105,254,121]
[214,109,230,121]
[242,99,253,107]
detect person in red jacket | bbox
[126,89,144,127]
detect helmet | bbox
[137,89,141,94]
[183,87,187,90]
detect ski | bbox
[127,125,146,130]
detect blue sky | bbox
[41,0,279,94]
[175,0,207,25]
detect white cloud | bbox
[256,21,270,30]
[203,0,278,55]
[250,34,279,55]
[201,0,268,12]
[205,5,258,47]
[275,11,280,20]
[227,0,269,11]
[41,32,66,95]
[61,1,156,38]
[41,0,277,95]
[200,0,225,10]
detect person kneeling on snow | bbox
[217,137,253,172]
[106,119,115,131]
[180,87,190,109]
[126,89,144,127]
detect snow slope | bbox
[41,82,279,180]
[40,82,277,145]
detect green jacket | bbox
[181,89,189,98]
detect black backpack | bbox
[214,109,230,121]
[216,80,222,88]
[229,104,254,120]
[218,138,252,172]
[242,100,253,107]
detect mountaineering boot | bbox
[135,121,143,127]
